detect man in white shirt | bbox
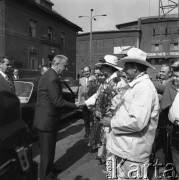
[161,59,179,176]
[104,48,160,179]
[159,64,172,85]
[77,66,95,138]
[13,68,20,80]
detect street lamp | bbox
[79,9,106,67]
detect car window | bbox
[14,81,34,103]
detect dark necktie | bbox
[5,75,14,91]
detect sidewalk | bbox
[33,118,170,180]
[33,119,106,180]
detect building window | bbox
[154,44,159,51]
[29,20,37,37]
[170,43,179,51]
[48,27,53,41]
[152,29,157,36]
[29,48,37,70]
[165,28,170,36]
[60,32,66,46]
[174,43,179,50]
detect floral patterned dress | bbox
[88,76,121,150]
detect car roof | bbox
[14,78,68,83]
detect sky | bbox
[50,0,177,32]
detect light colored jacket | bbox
[107,74,160,163]
[78,75,95,104]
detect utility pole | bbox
[79,10,107,67]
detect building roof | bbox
[140,15,179,24]
[116,14,179,29]
[78,30,120,36]
[23,0,82,31]
[116,21,139,30]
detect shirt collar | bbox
[128,73,150,88]
[0,70,7,78]
[51,67,58,74]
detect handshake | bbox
[75,101,87,110]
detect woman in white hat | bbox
[83,55,126,164]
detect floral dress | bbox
[88,76,121,151]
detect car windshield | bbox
[14,81,34,103]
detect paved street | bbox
[33,117,106,180]
[32,117,173,180]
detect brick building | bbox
[77,15,179,75]
[139,16,179,65]
[0,0,81,78]
[76,29,139,74]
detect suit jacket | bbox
[78,75,95,104]
[0,73,15,93]
[33,68,76,131]
[153,77,173,95]
[158,81,178,128]
[161,81,178,110]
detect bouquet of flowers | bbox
[87,79,101,98]
[95,77,120,119]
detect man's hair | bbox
[161,64,172,72]
[13,68,19,72]
[125,62,148,72]
[41,65,48,68]
[171,59,179,70]
[41,65,49,70]
[171,58,179,64]
[172,62,179,72]
[0,56,10,64]
[83,66,91,72]
[52,55,68,65]
[94,67,100,71]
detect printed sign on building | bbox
[114,46,134,54]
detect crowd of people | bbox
[77,48,179,179]
[0,49,179,179]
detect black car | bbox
[13,78,81,141]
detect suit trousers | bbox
[38,130,57,180]
[82,106,91,135]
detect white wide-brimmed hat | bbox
[96,55,123,71]
[118,48,155,69]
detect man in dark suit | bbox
[34,55,77,180]
[160,59,179,175]
[0,56,15,93]
[153,64,173,102]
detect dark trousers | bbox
[82,106,90,135]
[38,130,57,180]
